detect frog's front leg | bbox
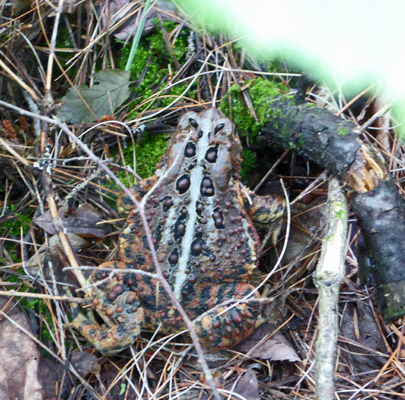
[240,184,286,245]
[70,261,145,355]
[117,175,158,216]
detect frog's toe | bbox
[195,302,263,350]
[71,290,145,355]
[71,305,144,355]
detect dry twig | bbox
[313,177,348,399]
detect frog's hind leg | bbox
[193,283,265,350]
[70,261,145,355]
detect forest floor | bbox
[0,1,404,399]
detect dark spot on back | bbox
[176,174,191,194]
[169,249,179,265]
[212,207,225,229]
[189,118,198,128]
[205,145,218,163]
[200,177,215,197]
[185,142,196,158]
[162,196,174,211]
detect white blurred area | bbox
[180,0,405,132]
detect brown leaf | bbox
[104,1,178,42]
[38,358,71,400]
[0,298,44,399]
[70,352,100,378]
[283,197,326,265]
[25,233,88,282]
[33,203,111,238]
[341,302,386,373]
[235,323,300,362]
[225,368,260,400]
[0,302,76,399]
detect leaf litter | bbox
[0,1,404,399]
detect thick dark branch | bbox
[352,181,405,320]
[255,94,403,319]
[260,97,361,175]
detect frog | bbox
[71,108,285,354]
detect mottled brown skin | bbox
[72,109,285,354]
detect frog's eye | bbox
[189,118,198,128]
[214,123,225,134]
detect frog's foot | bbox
[194,286,264,350]
[71,289,145,355]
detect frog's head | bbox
[178,108,234,146]
[174,109,243,186]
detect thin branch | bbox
[0,57,38,101]
[0,290,84,303]
[45,0,65,94]
[254,148,290,192]
[355,103,392,133]
[313,177,348,400]
[0,138,30,166]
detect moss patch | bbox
[338,127,348,136]
[0,205,31,263]
[121,131,168,181]
[219,78,295,179]
[240,148,257,181]
[118,20,195,116]
[220,78,290,139]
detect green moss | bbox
[220,78,302,180]
[287,138,305,150]
[335,207,346,221]
[220,84,252,136]
[118,20,195,114]
[220,78,290,139]
[3,205,30,236]
[120,131,168,180]
[54,20,79,75]
[0,205,31,263]
[338,127,348,136]
[22,291,55,342]
[250,79,289,124]
[240,149,257,181]
[220,78,292,180]
[304,102,317,108]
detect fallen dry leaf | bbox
[225,367,260,400]
[57,70,130,124]
[341,301,386,373]
[70,351,100,378]
[33,203,111,238]
[24,232,88,283]
[0,298,44,400]
[37,359,60,399]
[235,323,300,362]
